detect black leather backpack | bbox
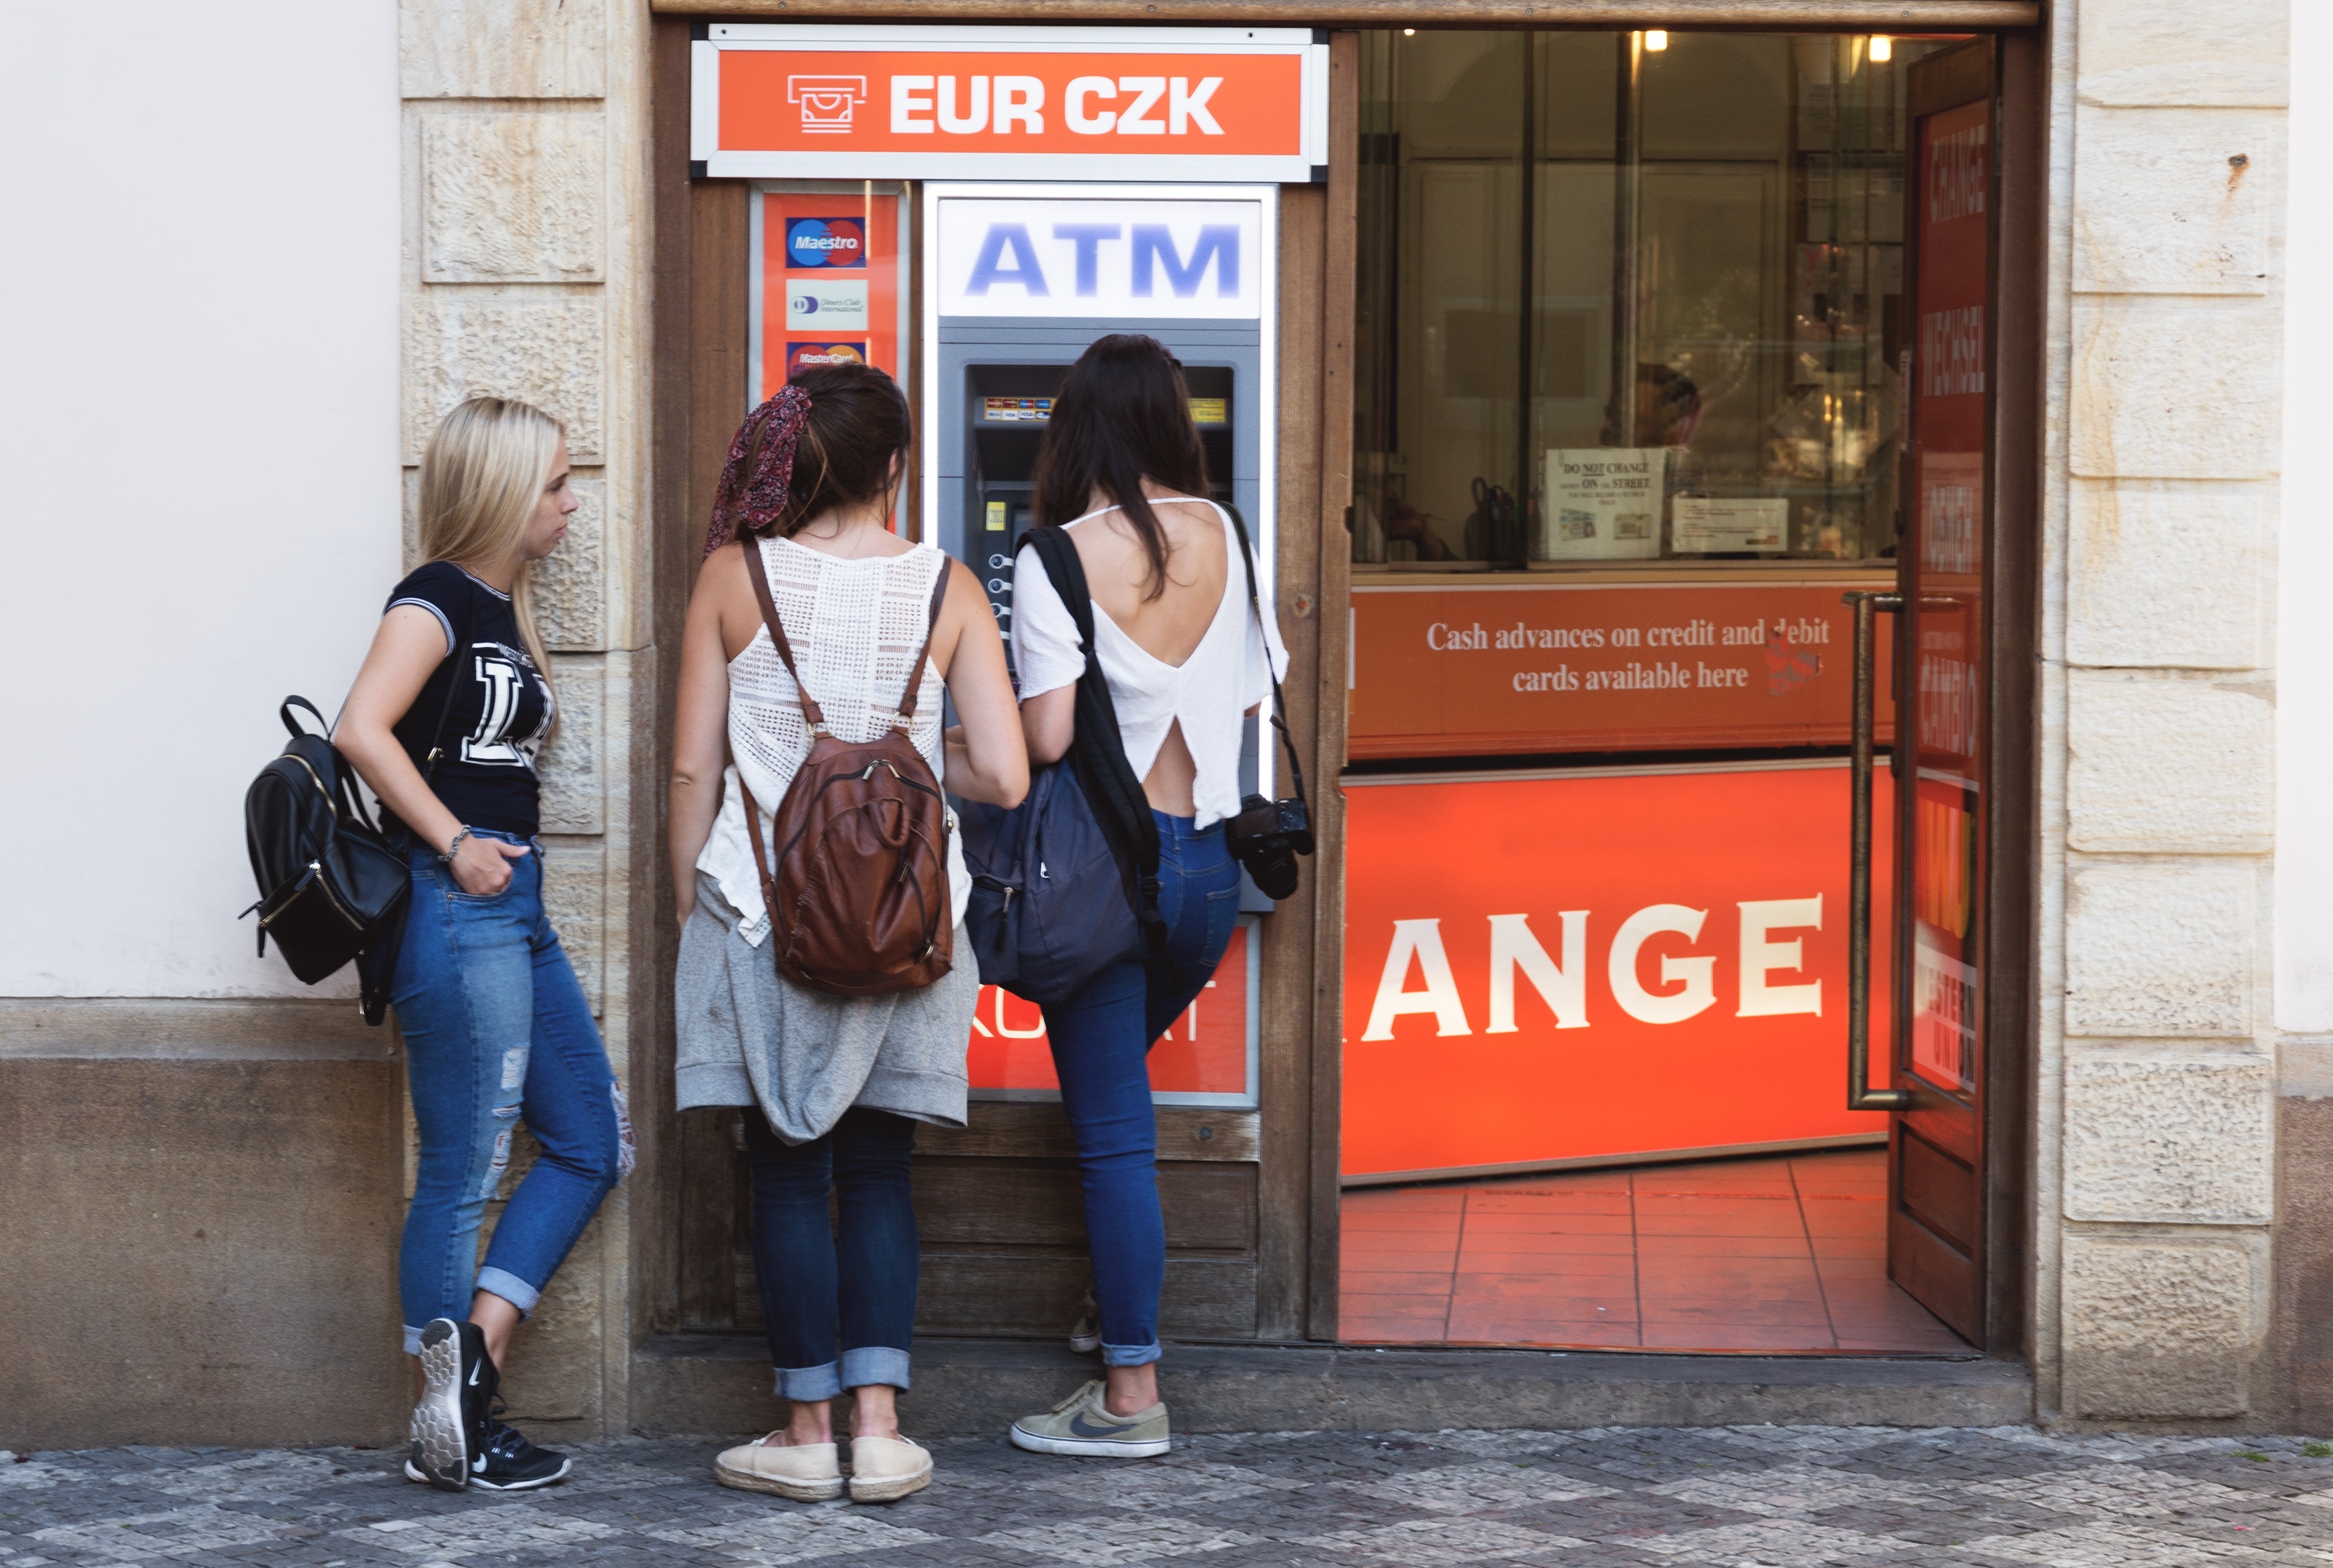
[241,698,415,1024]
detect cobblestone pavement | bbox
[9,1425,2333,1567]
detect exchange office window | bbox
[1353,30,1958,570]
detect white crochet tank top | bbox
[696,535,968,946]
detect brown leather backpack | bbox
[733,536,954,997]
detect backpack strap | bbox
[1220,504,1310,820]
[740,534,830,736]
[893,554,951,726]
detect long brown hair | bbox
[711,363,912,552]
[1029,335,1210,601]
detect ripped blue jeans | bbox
[393,832,623,1354]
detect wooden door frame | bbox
[647,15,1358,1343]
[1892,28,2042,1358]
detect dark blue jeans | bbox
[1043,810,1242,1367]
[393,833,623,1353]
[746,1106,921,1397]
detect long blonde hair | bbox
[417,396,563,734]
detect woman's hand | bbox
[449,833,531,898]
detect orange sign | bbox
[969,919,1256,1106]
[1343,765,1892,1181]
[721,52,1303,158]
[1350,580,1896,760]
[697,29,1326,182]
[756,189,904,404]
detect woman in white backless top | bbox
[667,363,1026,1503]
[1001,335,1288,1461]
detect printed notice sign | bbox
[1542,448,1666,560]
[1674,497,1788,553]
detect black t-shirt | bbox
[385,562,554,836]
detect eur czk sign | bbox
[695,24,1329,183]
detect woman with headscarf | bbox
[667,363,1026,1503]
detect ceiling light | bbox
[1644,30,1668,51]
[1869,34,1892,62]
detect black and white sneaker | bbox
[406,1317,485,1491]
[468,1415,572,1491]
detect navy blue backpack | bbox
[956,527,1174,1006]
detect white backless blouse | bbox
[1010,499,1290,833]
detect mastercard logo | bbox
[786,217,867,269]
[787,342,869,375]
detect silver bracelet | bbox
[439,826,473,864]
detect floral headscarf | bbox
[704,385,814,558]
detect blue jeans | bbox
[746,1107,921,1399]
[1042,810,1242,1367]
[393,832,623,1354]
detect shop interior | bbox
[1339,28,1978,1355]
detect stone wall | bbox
[2043,0,2290,1425]
[400,0,657,1437]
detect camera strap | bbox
[1221,504,1310,819]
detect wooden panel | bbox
[917,1103,1259,1162]
[916,1257,1261,1339]
[1306,31,1360,1344]
[661,1,2039,28]
[1981,23,2045,1362]
[914,1159,1258,1251]
[1898,1128,1978,1254]
[658,7,758,1334]
[1260,179,1324,1344]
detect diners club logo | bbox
[786,217,866,269]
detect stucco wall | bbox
[2042,0,2290,1425]
[0,3,401,998]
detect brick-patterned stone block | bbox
[540,838,606,1017]
[2072,107,2274,295]
[535,472,606,650]
[2061,1235,2262,1418]
[401,0,606,100]
[2064,483,2269,668]
[2066,670,2271,854]
[2063,1050,2274,1223]
[2064,861,2255,1038]
[2076,0,2289,108]
[2070,302,2281,480]
[537,655,603,836]
[422,112,605,283]
[404,297,603,462]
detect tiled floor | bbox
[1340,1147,1971,1353]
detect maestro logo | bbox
[787,342,868,375]
[787,278,870,331]
[787,217,867,269]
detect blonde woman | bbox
[339,397,625,1493]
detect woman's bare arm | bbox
[337,607,530,896]
[669,551,741,930]
[938,560,1029,808]
[1021,686,1076,767]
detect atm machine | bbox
[920,184,1273,657]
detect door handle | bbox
[1843,590,1912,1114]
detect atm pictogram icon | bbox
[788,76,869,135]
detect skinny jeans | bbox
[393,832,623,1353]
[1041,811,1242,1367]
[745,1107,921,1398]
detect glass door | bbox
[1888,36,1996,1345]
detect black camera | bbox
[1227,792,1314,901]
